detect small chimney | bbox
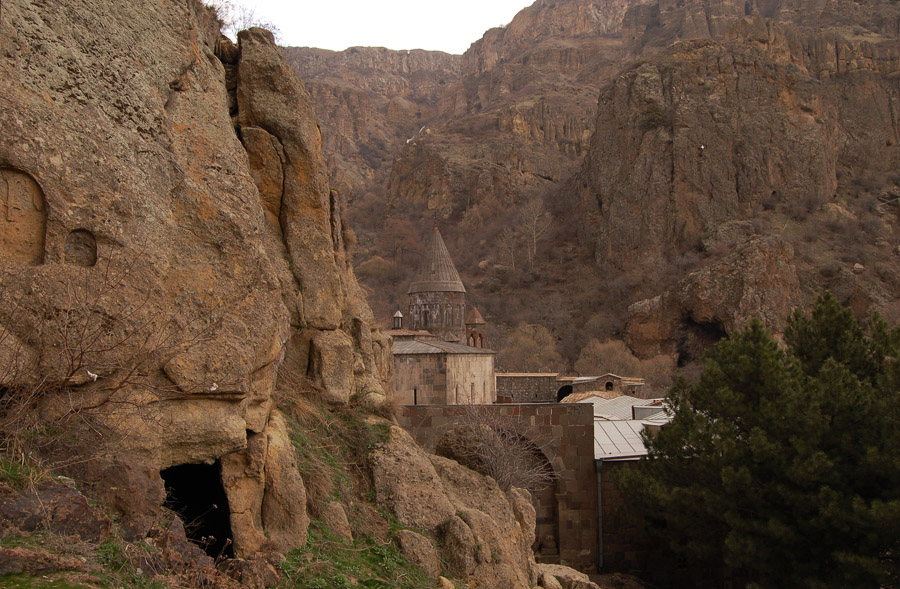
[393,310,403,330]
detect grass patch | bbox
[276,520,433,589]
[281,387,391,515]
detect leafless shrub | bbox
[437,405,555,493]
[0,257,211,489]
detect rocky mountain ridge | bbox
[286,0,900,374]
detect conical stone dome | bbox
[408,228,466,294]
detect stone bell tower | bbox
[407,228,466,342]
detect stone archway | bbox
[556,385,573,402]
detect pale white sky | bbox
[244,0,535,54]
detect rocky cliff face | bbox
[285,0,900,371]
[570,16,900,357]
[0,1,560,586]
[0,0,389,555]
[282,46,461,200]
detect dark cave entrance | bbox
[556,385,573,402]
[160,461,234,559]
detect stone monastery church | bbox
[386,228,496,405]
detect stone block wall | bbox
[446,354,496,404]
[399,403,599,572]
[496,374,560,403]
[392,354,446,405]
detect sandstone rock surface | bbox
[535,563,602,589]
[0,0,386,561]
[370,425,538,588]
[395,529,442,577]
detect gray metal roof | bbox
[393,339,495,355]
[594,420,649,460]
[577,395,662,420]
[408,228,466,294]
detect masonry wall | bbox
[496,374,560,403]
[392,354,446,405]
[399,403,599,572]
[572,378,644,397]
[408,291,466,342]
[446,354,496,404]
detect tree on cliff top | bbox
[620,293,900,587]
[206,0,281,41]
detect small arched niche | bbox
[0,167,47,266]
[64,229,97,267]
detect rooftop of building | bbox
[559,390,622,403]
[586,396,672,460]
[393,338,495,356]
[465,307,486,325]
[384,328,436,340]
[557,373,646,386]
[577,395,665,421]
[407,227,466,294]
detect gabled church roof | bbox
[408,227,466,294]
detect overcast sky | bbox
[242,0,535,54]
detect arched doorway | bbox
[556,385,573,402]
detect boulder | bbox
[321,501,353,543]
[370,426,455,533]
[369,425,537,588]
[627,237,799,357]
[0,547,87,576]
[0,481,112,543]
[395,529,441,577]
[535,563,602,589]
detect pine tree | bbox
[620,294,900,587]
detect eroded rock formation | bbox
[0,0,387,563]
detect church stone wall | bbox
[392,354,447,405]
[408,290,466,342]
[392,353,496,405]
[446,354,496,404]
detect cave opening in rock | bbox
[160,461,234,559]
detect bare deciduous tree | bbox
[437,405,555,493]
[498,323,563,372]
[205,0,282,42]
[496,227,519,272]
[520,198,551,269]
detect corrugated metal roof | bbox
[393,339,495,355]
[408,228,465,294]
[594,420,649,459]
[577,395,659,420]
